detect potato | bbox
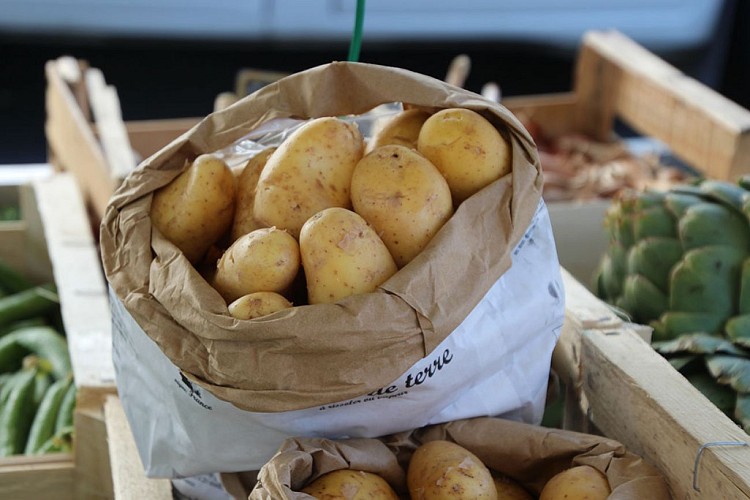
[417,108,512,204]
[299,207,398,305]
[351,145,453,268]
[368,108,432,152]
[407,440,497,499]
[230,147,276,242]
[493,474,534,500]
[212,227,300,303]
[227,291,293,319]
[150,154,236,264]
[300,469,399,499]
[253,116,364,238]
[539,465,610,500]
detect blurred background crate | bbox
[0,0,747,165]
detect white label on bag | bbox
[111,199,564,478]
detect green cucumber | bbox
[0,317,48,338]
[0,326,71,380]
[0,372,13,394]
[54,382,77,433]
[36,425,74,454]
[0,367,39,456]
[32,370,52,407]
[0,285,59,328]
[0,337,28,374]
[0,371,22,405]
[25,376,72,455]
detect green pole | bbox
[347,0,366,62]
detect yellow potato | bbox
[301,469,399,499]
[150,154,236,264]
[299,207,398,305]
[351,145,453,268]
[212,227,300,303]
[227,291,293,319]
[368,108,432,152]
[417,108,512,204]
[407,440,497,499]
[230,147,276,242]
[493,475,534,500]
[253,116,364,238]
[539,465,610,500]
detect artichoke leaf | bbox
[706,355,750,393]
[678,202,750,251]
[669,245,745,315]
[735,392,750,434]
[632,205,677,241]
[654,332,743,356]
[685,370,737,418]
[726,314,750,348]
[625,237,682,293]
[651,312,727,341]
[622,274,668,323]
[698,179,750,215]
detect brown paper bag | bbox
[245,417,671,500]
[101,61,543,411]
[100,61,564,476]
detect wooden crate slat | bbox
[104,396,173,499]
[45,59,117,220]
[582,327,750,499]
[0,454,74,500]
[574,30,750,180]
[85,67,138,182]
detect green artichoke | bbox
[594,177,750,432]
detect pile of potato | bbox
[149,106,512,317]
[300,439,611,499]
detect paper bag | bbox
[100,61,565,476]
[246,417,672,499]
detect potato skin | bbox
[407,440,497,500]
[253,117,364,238]
[150,154,236,264]
[300,469,399,499]
[230,147,276,242]
[299,207,398,305]
[212,227,300,303]
[227,291,292,319]
[351,145,453,268]
[368,108,432,152]
[539,465,610,500]
[417,108,512,204]
[493,475,534,500]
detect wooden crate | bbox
[0,169,115,499]
[44,56,199,222]
[62,30,750,498]
[503,31,750,499]
[503,30,750,288]
[560,268,750,499]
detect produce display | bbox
[283,438,617,499]
[0,259,75,456]
[242,412,670,499]
[149,107,511,314]
[594,177,750,433]
[518,115,691,203]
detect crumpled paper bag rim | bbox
[100,61,546,412]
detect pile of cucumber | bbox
[0,259,75,457]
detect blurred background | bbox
[0,0,747,165]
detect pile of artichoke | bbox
[594,177,750,432]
